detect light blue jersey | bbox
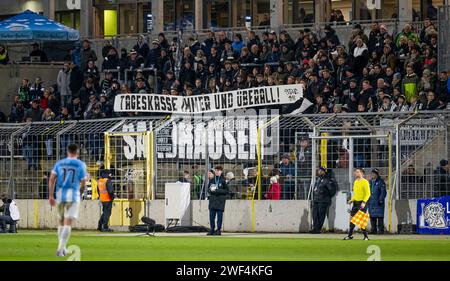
[51,157,87,203]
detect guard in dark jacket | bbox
[368,168,387,234]
[311,167,337,233]
[207,166,229,236]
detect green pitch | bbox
[0,231,449,261]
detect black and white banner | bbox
[114,85,303,114]
[121,109,280,161]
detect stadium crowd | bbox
[4,19,449,123]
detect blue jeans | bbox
[60,135,71,156]
[23,145,38,169]
[354,153,366,168]
[209,208,223,232]
[87,133,104,161]
[0,215,13,230]
[45,138,53,157]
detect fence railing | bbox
[0,111,448,201]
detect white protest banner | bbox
[113,84,303,114]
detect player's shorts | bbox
[57,202,80,221]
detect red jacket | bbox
[266,183,281,200]
[40,97,48,110]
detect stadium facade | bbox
[0,0,447,37]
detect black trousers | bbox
[98,201,113,229]
[0,215,13,230]
[282,181,295,200]
[370,217,385,234]
[312,202,330,232]
[348,201,368,237]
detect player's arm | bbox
[48,171,57,206]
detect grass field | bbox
[0,231,449,261]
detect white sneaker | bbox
[56,249,66,257]
[363,236,370,241]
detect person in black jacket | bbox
[207,166,229,236]
[311,167,337,233]
[69,62,84,97]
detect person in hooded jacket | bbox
[368,168,387,235]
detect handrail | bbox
[83,19,436,41]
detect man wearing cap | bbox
[394,94,409,111]
[145,39,161,68]
[379,94,394,112]
[127,49,145,70]
[280,153,295,200]
[311,167,337,233]
[207,166,229,235]
[368,168,387,234]
[25,99,44,122]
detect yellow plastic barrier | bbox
[110,200,123,226]
[109,199,145,226]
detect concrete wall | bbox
[0,65,62,114]
[16,199,101,230]
[14,199,418,233]
[192,200,311,232]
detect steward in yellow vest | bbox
[97,170,114,232]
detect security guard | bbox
[311,167,337,233]
[344,168,371,240]
[97,170,114,232]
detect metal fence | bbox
[0,111,448,201]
